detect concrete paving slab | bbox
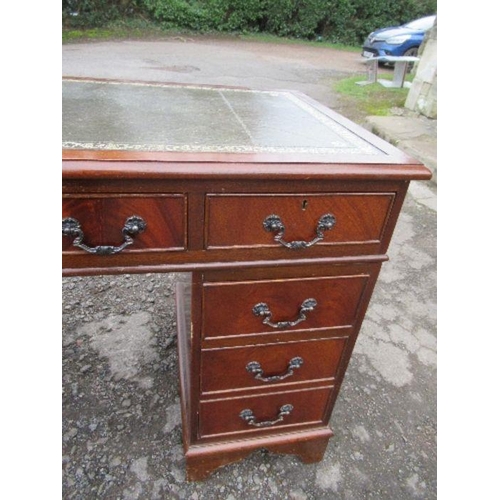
[364,114,437,182]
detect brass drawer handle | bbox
[246,357,304,382]
[62,216,147,255]
[239,404,294,428]
[253,298,317,329]
[263,213,336,249]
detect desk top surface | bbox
[63,79,384,156]
[62,78,431,180]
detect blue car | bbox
[362,15,436,62]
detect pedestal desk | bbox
[62,78,432,481]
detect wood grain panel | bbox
[202,274,369,339]
[200,337,347,394]
[62,194,186,252]
[205,193,394,249]
[199,387,332,438]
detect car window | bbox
[404,16,436,31]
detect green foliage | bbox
[262,0,331,39]
[63,0,437,45]
[63,0,146,27]
[141,0,266,32]
[215,0,265,32]
[320,0,437,45]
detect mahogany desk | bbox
[62,78,432,480]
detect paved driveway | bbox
[63,36,366,108]
[62,36,436,500]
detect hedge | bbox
[63,0,437,46]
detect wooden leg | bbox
[186,448,255,482]
[184,429,333,481]
[266,434,330,463]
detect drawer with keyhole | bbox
[205,193,395,251]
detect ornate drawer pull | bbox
[239,404,294,428]
[263,213,336,249]
[62,216,147,255]
[253,298,317,329]
[246,357,303,382]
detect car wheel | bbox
[404,47,419,71]
[404,47,419,57]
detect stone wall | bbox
[405,19,437,118]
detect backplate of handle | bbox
[239,404,294,428]
[246,357,304,382]
[252,298,317,329]
[62,215,146,255]
[263,213,335,249]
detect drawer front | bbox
[205,193,395,250]
[202,275,369,339]
[200,337,347,394]
[62,194,186,253]
[199,387,331,438]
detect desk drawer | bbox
[199,387,331,438]
[62,194,186,253]
[202,274,369,339]
[200,337,347,394]
[205,193,395,250]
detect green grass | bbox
[333,73,415,116]
[62,19,178,43]
[239,32,359,52]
